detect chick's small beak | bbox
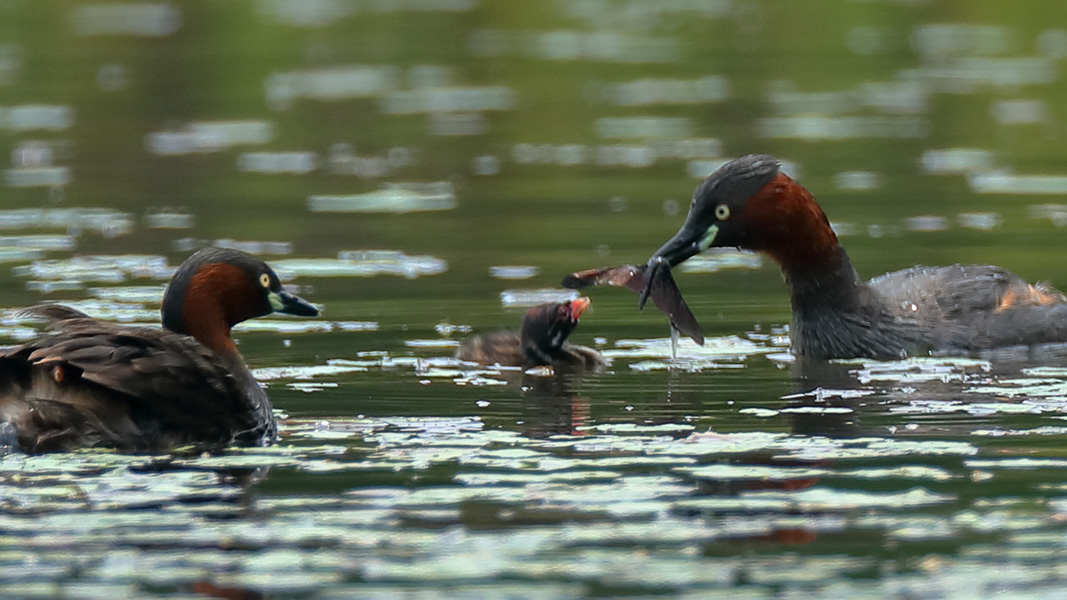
[268,289,319,317]
[569,296,591,320]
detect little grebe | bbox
[568,154,1067,360]
[0,247,318,452]
[456,298,604,369]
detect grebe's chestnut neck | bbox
[648,154,844,274]
[161,247,317,355]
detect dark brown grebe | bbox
[569,154,1067,360]
[0,247,318,452]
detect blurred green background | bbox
[4,1,1067,338]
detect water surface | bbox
[5,1,1067,598]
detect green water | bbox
[5,1,1067,598]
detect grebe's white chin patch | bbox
[698,224,719,251]
[268,291,286,312]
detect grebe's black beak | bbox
[269,289,320,317]
[639,218,716,310]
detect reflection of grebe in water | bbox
[518,374,591,439]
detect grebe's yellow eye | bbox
[714,204,730,220]
[259,273,271,288]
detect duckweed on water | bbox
[851,357,992,384]
[489,265,540,280]
[306,184,457,214]
[676,249,763,273]
[499,288,579,307]
[0,408,1062,597]
[0,208,131,233]
[15,255,172,282]
[86,285,165,303]
[0,235,75,251]
[607,335,771,360]
[271,252,447,279]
